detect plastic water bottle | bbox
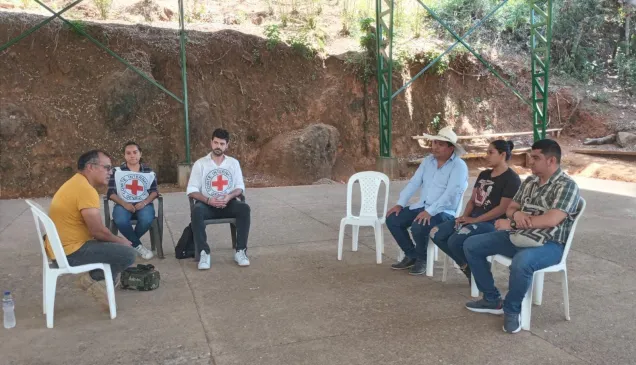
[3,291,16,329]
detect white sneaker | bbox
[198,250,211,270]
[234,249,250,267]
[135,245,154,260]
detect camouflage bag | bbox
[120,264,160,291]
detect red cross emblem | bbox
[211,175,229,191]
[126,179,144,195]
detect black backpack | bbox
[175,223,195,259]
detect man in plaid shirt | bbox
[462,139,581,334]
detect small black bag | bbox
[175,223,196,259]
[120,264,160,291]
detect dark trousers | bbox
[191,199,251,254]
[63,240,137,281]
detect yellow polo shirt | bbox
[46,174,100,259]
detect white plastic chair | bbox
[425,201,464,278]
[337,171,390,264]
[25,199,117,328]
[470,198,586,330]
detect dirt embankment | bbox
[0,13,607,198]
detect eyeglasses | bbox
[89,163,112,171]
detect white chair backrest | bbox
[25,199,70,269]
[346,171,390,219]
[454,196,464,217]
[559,197,586,265]
[452,183,470,217]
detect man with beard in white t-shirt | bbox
[187,128,251,270]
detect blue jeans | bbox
[430,220,496,267]
[464,231,564,314]
[386,207,454,261]
[112,203,155,248]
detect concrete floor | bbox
[0,176,635,365]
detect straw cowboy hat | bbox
[420,126,466,156]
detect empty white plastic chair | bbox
[337,171,390,264]
[25,199,117,328]
[470,198,586,330]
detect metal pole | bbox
[376,0,394,158]
[179,0,191,164]
[530,0,553,141]
[542,0,553,140]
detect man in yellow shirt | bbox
[48,150,137,304]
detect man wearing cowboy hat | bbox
[386,126,469,275]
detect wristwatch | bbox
[510,219,517,229]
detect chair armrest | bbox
[103,195,111,227]
[157,194,164,234]
[157,194,164,214]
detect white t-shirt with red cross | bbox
[114,168,156,203]
[186,154,246,198]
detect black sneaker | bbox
[503,312,522,334]
[465,298,504,315]
[408,259,426,275]
[391,257,416,270]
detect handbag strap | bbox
[521,182,541,211]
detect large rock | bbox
[0,104,26,138]
[312,178,340,185]
[616,131,636,148]
[258,124,340,182]
[97,50,157,131]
